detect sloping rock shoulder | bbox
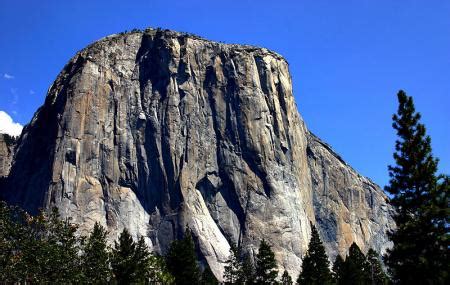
[306,132,394,260]
[1,28,394,280]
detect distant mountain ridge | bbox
[0,28,394,280]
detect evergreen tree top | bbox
[297,224,332,285]
[384,90,449,284]
[386,90,439,211]
[166,226,201,285]
[255,239,278,284]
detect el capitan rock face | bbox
[0,29,394,280]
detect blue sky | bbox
[0,0,449,188]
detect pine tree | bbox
[340,243,370,285]
[134,235,153,282]
[0,202,23,282]
[111,228,138,284]
[202,265,219,285]
[332,254,344,285]
[297,224,332,285]
[242,253,255,284]
[110,232,156,284]
[166,228,201,285]
[385,90,449,284]
[11,208,84,283]
[280,270,292,285]
[224,244,243,284]
[147,253,175,284]
[367,249,388,285]
[38,208,83,283]
[254,239,278,284]
[81,222,111,283]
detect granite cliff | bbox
[0,29,394,280]
[0,134,15,178]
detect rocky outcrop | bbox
[306,132,394,261]
[0,28,394,280]
[0,134,16,178]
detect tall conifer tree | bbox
[297,224,332,285]
[346,243,370,285]
[166,228,201,285]
[254,239,278,284]
[110,229,154,283]
[332,255,344,285]
[385,90,449,284]
[224,244,243,284]
[111,228,138,284]
[81,222,111,283]
[133,236,153,282]
[333,243,370,285]
[367,249,388,285]
[202,265,219,285]
[242,253,255,284]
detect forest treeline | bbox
[0,201,386,284]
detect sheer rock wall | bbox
[0,29,394,280]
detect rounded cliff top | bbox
[80,27,288,64]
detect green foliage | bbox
[0,204,83,283]
[0,201,173,283]
[111,228,137,284]
[367,249,388,285]
[297,224,332,285]
[346,243,371,285]
[202,265,219,285]
[134,236,153,280]
[332,245,388,285]
[334,243,370,285]
[254,239,278,284]
[111,228,159,284]
[224,244,244,284]
[242,253,255,284]
[385,90,449,284]
[280,270,292,285]
[0,201,22,282]
[222,243,255,284]
[148,253,175,284]
[332,254,344,285]
[81,222,111,283]
[166,228,201,285]
[23,208,83,282]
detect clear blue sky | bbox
[0,0,448,188]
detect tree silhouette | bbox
[202,265,219,285]
[340,243,370,285]
[332,254,345,285]
[166,228,201,285]
[81,222,111,283]
[385,90,449,284]
[254,239,278,284]
[224,244,243,284]
[111,228,138,284]
[297,224,332,285]
[367,248,388,285]
[281,270,293,285]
